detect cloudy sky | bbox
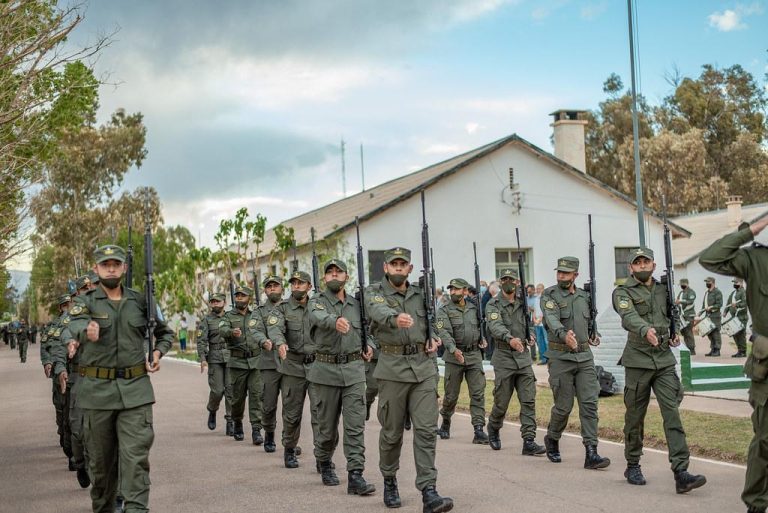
[69,0,765,250]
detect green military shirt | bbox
[197,311,228,364]
[612,276,677,370]
[45,314,70,376]
[40,317,64,368]
[219,307,260,369]
[67,287,174,410]
[254,301,281,371]
[307,288,366,387]
[485,294,533,370]
[676,288,697,321]
[366,279,437,383]
[267,296,314,379]
[436,299,482,367]
[699,227,768,389]
[540,285,595,362]
[725,287,748,323]
[702,287,723,319]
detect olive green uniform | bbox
[485,294,537,438]
[541,285,600,446]
[268,295,317,450]
[68,284,174,513]
[367,278,439,491]
[220,306,262,431]
[16,324,29,362]
[676,287,697,354]
[197,311,232,423]
[44,313,72,455]
[613,275,690,471]
[702,285,723,352]
[725,286,748,354]
[699,226,768,512]
[255,300,282,436]
[307,287,368,471]
[436,299,485,428]
[60,321,89,476]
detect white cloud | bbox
[708,3,763,31]
[580,1,608,20]
[465,122,482,134]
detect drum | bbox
[694,317,716,337]
[721,316,745,337]
[678,315,689,331]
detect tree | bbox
[214,208,267,295]
[270,224,296,277]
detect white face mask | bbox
[754,227,768,247]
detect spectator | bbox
[178,315,188,353]
[534,283,548,364]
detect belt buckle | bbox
[337,354,349,364]
[115,369,126,379]
[404,344,416,355]
[304,354,315,364]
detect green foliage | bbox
[271,224,296,276]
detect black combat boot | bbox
[404,413,412,431]
[421,485,454,513]
[472,425,489,444]
[674,470,707,493]
[347,470,376,495]
[264,431,276,453]
[487,426,501,451]
[383,477,402,508]
[584,444,611,469]
[522,438,546,456]
[624,464,646,485]
[316,459,336,473]
[436,417,450,440]
[114,496,124,513]
[319,460,340,486]
[233,421,244,441]
[544,435,561,463]
[747,507,767,513]
[225,418,234,437]
[284,448,299,469]
[366,401,373,421]
[68,457,76,471]
[76,466,91,488]
[207,409,216,431]
[252,427,263,446]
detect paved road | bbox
[0,346,748,513]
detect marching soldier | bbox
[675,279,697,354]
[699,216,768,513]
[366,247,453,513]
[219,285,263,444]
[254,275,285,453]
[485,269,545,455]
[197,292,233,435]
[67,244,174,513]
[268,270,315,469]
[16,319,30,363]
[435,278,488,444]
[42,294,73,461]
[613,247,707,493]
[725,278,748,357]
[540,256,609,470]
[702,276,724,356]
[307,259,376,495]
[364,340,380,421]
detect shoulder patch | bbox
[53,329,62,337]
[436,320,444,329]
[248,319,258,327]
[544,300,555,310]
[618,300,630,310]
[62,317,70,325]
[489,312,500,320]
[315,303,325,310]
[373,295,385,303]
[196,329,203,337]
[70,304,85,316]
[268,315,279,325]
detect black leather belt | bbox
[209,342,226,351]
[230,349,255,358]
[380,343,425,356]
[286,351,316,364]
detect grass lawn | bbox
[169,350,199,363]
[446,378,752,464]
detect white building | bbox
[231,110,690,385]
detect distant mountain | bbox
[8,270,30,295]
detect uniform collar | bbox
[288,296,307,309]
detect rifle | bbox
[429,247,436,307]
[74,256,81,278]
[251,253,260,307]
[472,242,487,346]
[586,215,598,343]
[662,197,678,342]
[292,241,298,273]
[354,217,369,353]
[144,206,156,361]
[515,229,532,344]
[310,227,320,294]
[420,191,436,346]
[126,215,134,288]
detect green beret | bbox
[629,247,655,263]
[384,247,411,263]
[448,278,470,290]
[324,258,348,273]
[94,245,126,264]
[289,270,312,284]
[554,256,580,272]
[498,269,519,280]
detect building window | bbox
[614,247,633,281]
[494,248,531,284]
[269,264,277,276]
[368,250,385,284]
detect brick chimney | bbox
[551,109,588,173]
[726,195,743,226]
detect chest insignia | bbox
[373,295,385,303]
[489,312,500,320]
[268,315,278,325]
[248,319,258,327]
[70,305,84,315]
[544,301,555,310]
[436,320,444,329]
[315,303,325,310]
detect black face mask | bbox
[734,284,741,289]
[291,290,308,301]
[386,273,408,287]
[101,276,122,290]
[681,285,688,290]
[211,306,224,314]
[501,282,516,294]
[267,292,282,303]
[235,300,249,310]
[450,293,463,304]
[706,283,713,289]
[634,270,653,283]
[326,280,344,293]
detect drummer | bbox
[724,278,748,357]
